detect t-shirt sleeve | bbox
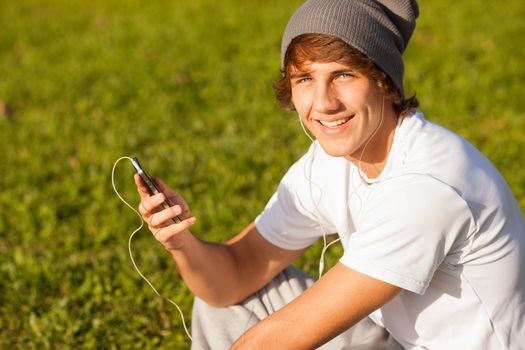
[255,161,328,250]
[340,175,476,294]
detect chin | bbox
[317,142,353,158]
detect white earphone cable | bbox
[111,156,192,342]
[298,116,338,278]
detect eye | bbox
[337,72,355,80]
[297,77,312,83]
[291,76,312,86]
[297,76,312,83]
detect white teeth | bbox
[319,117,350,128]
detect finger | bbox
[153,227,163,238]
[134,173,151,200]
[154,217,197,244]
[138,193,166,216]
[148,205,184,227]
[150,177,185,207]
[148,212,155,227]
[138,175,180,206]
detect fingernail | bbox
[154,193,164,202]
[188,217,196,224]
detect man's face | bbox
[290,61,387,162]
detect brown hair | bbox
[274,34,418,117]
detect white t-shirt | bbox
[255,110,525,349]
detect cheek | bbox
[291,90,312,115]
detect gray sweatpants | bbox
[191,265,401,349]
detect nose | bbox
[313,83,340,113]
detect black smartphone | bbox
[131,156,182,223]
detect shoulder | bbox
[363,174,476,237]
[392,111,503,198]
[371,173,461,203]
[397,112,467,161]
[399,111,489,170]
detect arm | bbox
[169,222,306,306]
[232,263,400,349]
[134,174,306,306]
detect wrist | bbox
[164,229,193,252]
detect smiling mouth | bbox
[317,116,352,128]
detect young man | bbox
[135,0,525,348]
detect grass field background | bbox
[1,0,524,348]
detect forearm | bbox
[231,263,401,349]
[232,311,320,349]
[168,231,246,306]
[231,288,341,349]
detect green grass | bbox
[0,0,524,348]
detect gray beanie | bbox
[281,0,419,96]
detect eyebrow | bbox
[290,71,311,80]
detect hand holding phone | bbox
[131,156,182,224]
